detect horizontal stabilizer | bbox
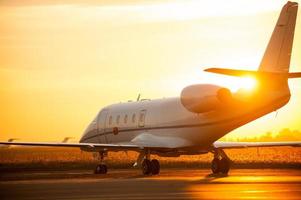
[288,72,301,78]
[204,68,301,78]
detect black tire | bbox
[102,164,108,174]
[94,164,101,174]
[142,159,152,175]
[151,159,160,175]
[94,164,107,174]
[219,158,230,174]
[211,158,220,174]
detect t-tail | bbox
[205,2,301,84]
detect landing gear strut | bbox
[211,149,231,174]
[138,150,160,175]
[94,151,108,174]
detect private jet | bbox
[1,1,301,175]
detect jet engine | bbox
[180,84,232,113]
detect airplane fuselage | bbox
[80,86,290,155]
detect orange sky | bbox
[0,0,301,142]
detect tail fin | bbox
[259,1,298,73]
[204,2,300,79]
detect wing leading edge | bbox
[2,140,300,152]
[0,141,141,151]
[0,133,192,151]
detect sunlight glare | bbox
[240,76,257,90]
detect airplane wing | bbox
[0,133,192,151]
[213,141,301,149]
[0,141,141,151]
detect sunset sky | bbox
[0,0,300,142]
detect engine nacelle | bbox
[180,84,232,113]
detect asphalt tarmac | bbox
[1,169,301,200]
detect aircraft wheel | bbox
[151,159,160,175]
[211,158,220,174]
[142,159,152,175]
[94,165,101,174]
[102,164,108,174]
[94,164,108,174]
[219,158,230,174]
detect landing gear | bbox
[141,159,161,175]
[219,158,230,174]
[142,159,152,175]
[94,164,107,174]
[211,149,231,175]
[151,159,160,175]
[211,158,220,174]
[138,150,161,175]
[94,151,108,174]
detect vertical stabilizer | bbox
[259,1,298,73]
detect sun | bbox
[240,76,257,90]
[199,73,258,92]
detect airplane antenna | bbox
[275,110,278,118]
[62,137,74,143]
[136,93,141,101]
[8,138,19,142]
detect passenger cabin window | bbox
[132,114,136,123]
[116,115,120,124]
[124,115,128,124]
[109,116,112,125]
[139,113,145,123]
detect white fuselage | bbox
[80,86,290,155]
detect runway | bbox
[1,169,301,200]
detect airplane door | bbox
[97,110,109,143]
[138,109,146,127]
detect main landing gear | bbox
[141,159,160,175]
[136,150,160,175]
[94,151,108,174]
[211,149,231,175]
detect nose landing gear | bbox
[95,164,108,174]
[94,151,108,174]
[211,149,231,175]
